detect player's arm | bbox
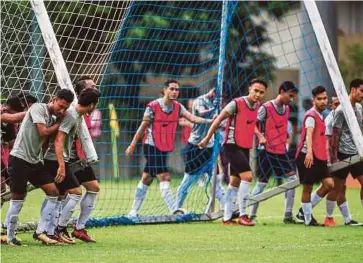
[31,104,64,138]
[0,112,26,124]
[179,117,193,128]
[304,126,314,168]
[331,127,342,163]
[181,110,213,125]
[125,116,150,156]
[198,109,230,149]
[54,131,67,183]
[35,122,62,138]
[331,110,343,163]
[255,106,266,145]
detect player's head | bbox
[77,88,101,114]
[207,88,216,100]
[330,93,339,110]
[6,92,38,113]
[52,89,74,116]
[74,75,97,96]
[311,85,328,112]
[163,79,180,101]
[247,78,268,103]
[278,81,298,105]
[349,78,363,103]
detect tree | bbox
[339,44,363,87]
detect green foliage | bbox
[339,44,363,87]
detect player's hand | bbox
[304,151,314,168]
[198,138,209,149]
[55,165,66,183]
[125,144,136,157]
[330,156,338,164]
[258,135,267,145]
[56,112,67,123]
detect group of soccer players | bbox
[127,78,363,227]
[2,77,362,246]
[1,77,101,246]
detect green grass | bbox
[1,186,363,263]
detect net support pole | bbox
[29,0,98,162]
[205,0,231,215]
[304,0,363,157]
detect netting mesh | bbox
[2,1,360,227]
[1,0,131,101]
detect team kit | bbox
[1,77,363,246]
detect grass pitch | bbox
[1,185,363,263]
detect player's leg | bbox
[177,144,213,208]
[325,175,339,226]
[128,144,156,217]
[55,164,82,244]
[356,174,363,208]
[5,156,31,245]
[72,165,99,242]
[249,150,270,221]
[223,174,240,224]
[277,154,298,223]
[301,183,315,225]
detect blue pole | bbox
[208,0,235,213]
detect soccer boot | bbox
[324,217,337,227]
[72,228,96,243]
[33,232,58,245]
[55,227,76,244]
[345,220,363,226]
[238,215,255,226]
[222,219,238,226]
[283,217,298,224]
[7,237,22,246]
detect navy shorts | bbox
[256,149,295,183]
[183,142,213,175]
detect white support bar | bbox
[304,0,363,157]
[30,0,98,162]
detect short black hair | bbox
[6,96,23,112]
[349,78,363,91]
[17,92,38,105]
[312,86,327,97]
[78,88,101,107]
[249,78,268,89]
[74,75,94,95]
[164,79,179,88]
[6,92,38,112]
[279,81,298,93]
[56,89,74,103]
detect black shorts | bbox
[143,144,169,176]
[183,142,214,175]
[257,149,295,183]
[69,159,97,184]
[223,144,251,176]
[7,156,53,194]
[296,152,330,185]
[332,152,363,180]
[44,159,80,195]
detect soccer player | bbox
[250,81,299,224]
[71,76,101,242]
[199,79,268,226]
[43,88,101,244]
[176,88,225,209]
[1,92,37,243]
[295,86,334,226]
[326,79,363,226]
[125,80,213,216]
[4,89,74,245]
